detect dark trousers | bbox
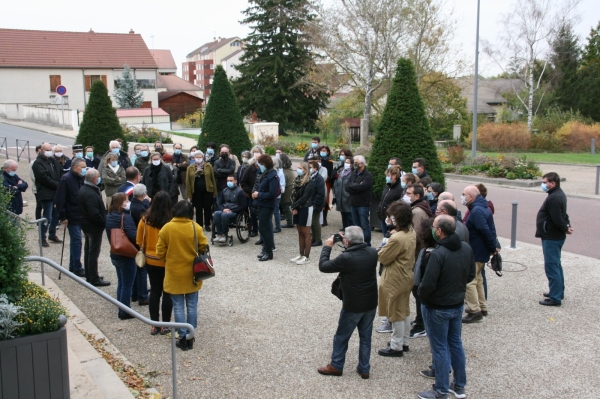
[40,199,59,239]
[192,191,213,227]
[258,206,275,253]
[281,201,293,225]
[131,266,148,302]
[34,194,42,220]
[341,211,353,229]
[82,229,103,282]
[412,286,424,328]
[248,198,259,232]
[147,265,173,322]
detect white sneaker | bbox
[296,256,310,265]
[290,255,303,262]
[219,235,228,243]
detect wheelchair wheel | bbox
[236,212,250,243]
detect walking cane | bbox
[58,224,67,280]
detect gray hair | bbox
[272,157,281,169]
[53,144,63,152]
[3,159,17,169]
[71,158,86,168]
[109,140,120,148]
[251,145,265,154]
[85,168,99,182]
[241,150,251,159]
[354,155,366,165]
[193,150,204,157]
[344,226,364,245]
[437,215,456,236]
[133,184,147,198]
[438,191,454,201]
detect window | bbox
[49,75,61,92]
[230,41,240,47]
[136,79,156,89]
[209,64,214,70]
[85,75,107,91]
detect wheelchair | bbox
[210,210,251,246]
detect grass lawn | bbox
[480,152,600,165]
[168,131,200,140]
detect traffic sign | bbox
[56,85,67,96]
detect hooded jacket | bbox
[465,195,498,262]
[418,233,476,309]
[535,186,570,240]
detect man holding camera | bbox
[317,226,378,379]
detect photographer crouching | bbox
[317,226,378,379]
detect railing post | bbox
[172,332,178,399]
[596,165,600,195]
[510,201,518,249]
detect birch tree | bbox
[483,0,580,132]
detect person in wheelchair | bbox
[213,175,247,243]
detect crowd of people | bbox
[2,134,573,392]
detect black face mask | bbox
[221,153,229,159]
[155,146,162,151]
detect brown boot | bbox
[317,364,342,376]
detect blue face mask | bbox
[80,168,87,177]
[110,161,118,167]
[174,150,181,155]
[75,152,83,159]
[96,177,102,185]
[412,168,418,174]
[297,168,303,176]
[206,148,214,155]
[385,176,391,184]
[401,181,407,189]
[227,182,235,189]
[339,155,345,162]
[541,183,549,192]
[311,143,318,149]
[8,171,16,177]
[426,192,435,201]
[388,164,393,169]
[258,164,266,173]
[112,148,120,155]
[320,152,327,157]
[86,152,94,159]
[141,151,149,157]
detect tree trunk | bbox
[362,79,372,147]
[527,47,534,132]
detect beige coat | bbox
[377,229,416,322]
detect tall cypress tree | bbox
[370,58,444,196]
[75,80,126,154]
[233,0,328,131]
[198,65,252,157]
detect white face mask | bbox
[190,151,197,157]
[152,160,161,166]
[253,152,261,159]
[402,195,411,204]
[343,163,351,170]
[461,195,468,206]
[44,150,53,157]
[123,202,131,211]
[54,152,63,157]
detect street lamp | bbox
[472,0,481,158]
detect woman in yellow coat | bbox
[377,201,417,357]
[156,200,208,351]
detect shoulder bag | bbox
[192,222,215,284]
[331,275,343,300]
[110,213,138,258]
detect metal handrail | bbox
[6,210,47,285]
[25,256,194,399]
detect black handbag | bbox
[192,222,215,284]
[489,253,502,277]
[331,275,343,300]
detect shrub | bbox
[447,145,466,165]
[533,107,593,134]
[122,124,172,144]
[470,122,530,151]
[15,296,66,337]
[0,189,28,302]
[528,131,564,152]
[556,121,600,152]
[176,108,203,128]
[0,294,23,340]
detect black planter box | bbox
[0,326,69,399]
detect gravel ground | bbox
[13,158,600,399]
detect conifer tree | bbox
[75,80,127,154]
[233,0,328,131]
[370,58,444,196]
[198,65,252,157]
[114,65,144,109]
[550,24,581,112]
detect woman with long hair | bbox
[185,150,217,231]
[136,191,173,335]
[290,162,316,265]
[377,201,417,357]
[279,153,296,228]
[102,153,126,209]
[252,154,279,261]
[105,192,137,320]
[318,145,334,226]
[332,149,354,230]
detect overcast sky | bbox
[1,0,598,78]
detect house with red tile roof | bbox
[150,49,177,75]
[0,28,159,111]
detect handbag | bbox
[331,274,343,300]
[489,252,503,277]
[135,220,146,268]
[110,213,138,258]
[192,222,215,284]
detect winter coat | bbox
[156,217,207,295]
[465,195,498,263]
[185,164,217,198]
[217,186,247,213]
[411,199,433,257]
[143,164,175,198]
[240,164,258,197]
[456,219,470,243]
[98,150,130,176]
[105,211,138,260]
[54,171,84,225]
[136,216,165,267]
[377,228,417,322]
[535,186,570,241]
[319,244,379,313]
[281,168,296,204]
[291,178,315,210]
[213,157,236,192]
[172,153,189,184]
[2,171,28,215]
[31,153,63,201]
[85,155,101,170]
[135,156,150,176]
[418,233,476,309]
[377,179,404,220]
[77,182,107,233]
[255,169,279,209]
[332,167,352,213]
[102,164,126,197]
[130,197,150,227]
[163,164,180,197]
[345,168,373,207]
[311,172,326,210]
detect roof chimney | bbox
[218,37,222,42]
[89,28,94,33]
[129,29,135,34]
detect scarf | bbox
[195,160,205,171]
[340,165,352,179]
[109,164,120,174]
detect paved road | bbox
[0,123,74,159]
[447,180,600,259]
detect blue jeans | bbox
[40,200,59,239]
[542,239,565,302]
[380,220,389,237]
[330,308,376,373]
[341,212,353,230]
[350,206,371,246]
[213,211,238,236]
[131,266,149,302]
[67,224,84,272]
[422,305,467,394]
[111,256,137,317]
[273,198,281,230]
[171,291,198,338]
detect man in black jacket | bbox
[417,215,475,399]
[536,172,573,306]
[213,145,236,193]
[213,175,247,242]
[345,155,373,246]
[32,142,64,246]
[317,226,378,379]
[77,169,110,287]
[54,158,86,277]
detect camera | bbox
[333,233,343,244]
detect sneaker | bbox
[290,255,303,262]
[420,369,436,379]
[380,317,389,324]
[449,383,466,399]
[410,326,427,338]
[218,235,227,243]
[296,256,310,265]
[462,312,483,323]
[376,321,392,333]
[418,386,448,399]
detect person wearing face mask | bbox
[460,185,498,323]
[154,141,166,156]
[105,193,138,319]
[213,144,236,192]
[318,146,334,226]
[377,166,404,236]
[134,145,151,175]
[54,158,87,278]
[331,149,354,230]
[188,146,199,165]
[84,146,101,169]
[279,153,296,228]
[535,172,573,307]
[53,144,71,173]
[400,173,419,201]
[290,163,315,264]
[142,153,176,200]
[130,144,142,166]
[240,145,265,237]
[411,158,429,180]
[172,143,189,199]
[204,142,217,166]
[303,136,321,161]
[425,182,443,214]
[160,153,180,205]
[2,159,28,216]
[252,155,279,261]
[98,140,131,178]
[71,144,85,163]
[102,153,126,209]
[345,155,373,247]
[309,160,326,247]
[186,151,217,231]
[236,150,252,182]
[213,175,247,243]
[32,142,64,246]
